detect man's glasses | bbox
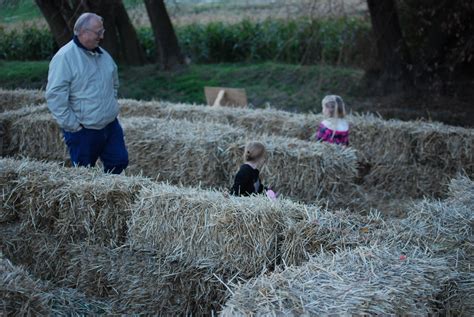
[86,28,105,37]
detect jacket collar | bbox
[73,35,103,55]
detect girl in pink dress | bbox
[316,95,349,146]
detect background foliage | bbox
[0,18,372,66]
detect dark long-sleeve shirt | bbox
[230,164,264,196]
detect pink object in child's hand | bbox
[266,189,277,201]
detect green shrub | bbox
[0,18,371,66]
[0,25,56,60]
[176,18,372,65]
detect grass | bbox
[0,60,363,112]
[0,0,40,24]
[121,62,364,113]
[0,60,49,89]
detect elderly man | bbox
[45,12,128,174]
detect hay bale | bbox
[127,184,386,277]
[120,99,474,185]
[0,157,153,281]
[123,117,357,203]
[447,174,474,208]
[278,208,394,265]
[0,251,112,315]
[0,251,50,315]
[0,88,45,113]
[224,135,358,203]
[387,191,474,315]
[0,158,151,243]
[65,244,228,315]
[122,116,244,187]
[8,113,66,161]
[344,115,473,177]
[396,198,473,257]
[359,161,451,198]
[0,105,49,156]
[1,224,76,281]
[219,184,471,315]
[409,122,474,173]
[221,246,454,316]
[127,184,304,277]
[349,114,415,163]
[119,99,316,140]
[68,195,396,315]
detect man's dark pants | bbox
[63,118,128,174]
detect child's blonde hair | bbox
[244,141,266,162]
[322,95,346,119]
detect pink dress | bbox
[316,122,349,146]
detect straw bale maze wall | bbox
[0,88,45,113]
[0,157,388,314]
[119,99,473,197]
[0,89,472,204]
[1,158,472,315]
[1,89,473,315]
[0,103,358,204]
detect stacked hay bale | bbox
[221,246,453,315]
[119,99,316,140]
[122,116,245,187]
[129,186,390,268]
[391,176,474,315]
[0,88,45,113]
[4,97,470,204]
[224,135,357,203]
[350,115,474,198]
[0,251,49,315]
[120,100,474,200]
[123,116,357,203]
[120,100,473,174]
[0,158,152,281]
[0,105,49,156]
[0,252,112,315]
[0,157,365,314]
[1,158,230,314]
[221,175,473,315]
[67,183,379,314]
[447,174,474,208]
[7,112,66,161]
[127,185,306,276]
[65,244,228,315]
[1,113,357,203]
[444,175,474,315]
[4,158,467,314]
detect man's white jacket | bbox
[45,40,119,132]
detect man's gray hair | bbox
[73,13,103,35]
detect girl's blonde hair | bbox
[322,95,346,119]
[244,141,266,162]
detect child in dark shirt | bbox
[231,141,267,196]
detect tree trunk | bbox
[35,0,72,47]
[144,0,184,69]
[35,0,145,66]
[367,0,413,91]
[87,0,121,62]
[115,0,146,65]
[59,0,89,31]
